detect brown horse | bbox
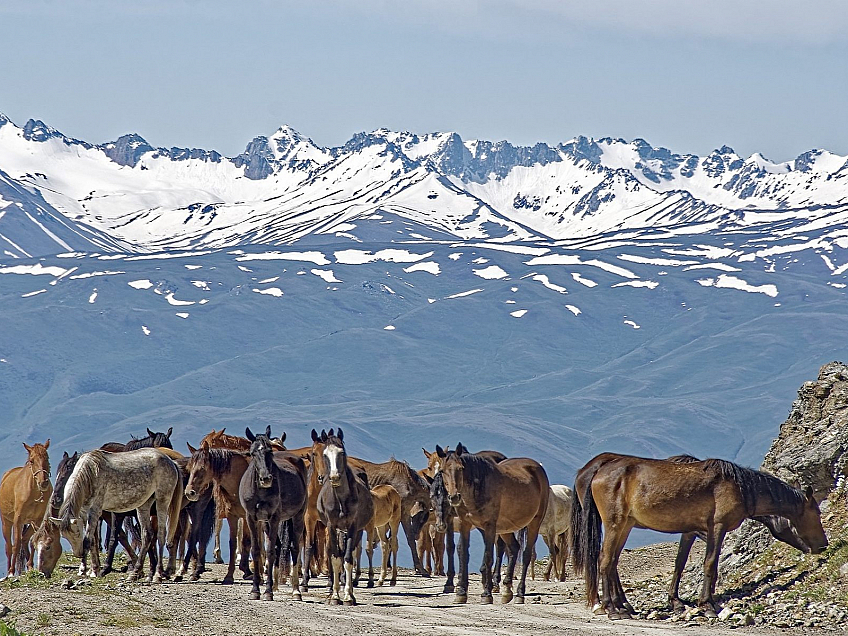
[184,445,253,584]
[440,443,549,605]
[571,453,828,620]
[356,484,401,587]
[200,428,286,452]
[1,440,52,577]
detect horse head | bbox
[148,427,174,449]
[32,518,63,577]
[246,426,274,489]
[184,445,209,501]
[429,472,452,534]
[50,451,80,511]
[423,446,451,477]
[438,443,469,507]
[321,428,347,488]
[23,440,52,494]
[791,486,828,554]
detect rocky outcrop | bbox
[762,360,848,498]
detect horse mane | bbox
[455,451,497,504]
[667,454,701,464]
[188,448,244,479]
[703,458,804,516]
[125,431,173,451]
[58,451,107,527]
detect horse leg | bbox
[245,517,261,600]
[353,530,362,587]
[454,525,471,603]
[289,516,304,601]
[9,517,22,576]
[262,518,277,601]
[557,531,569,582]
[343,529,360,606]
[500,532,520,604]
[401,513,427,576]
[239,518,253,579]
[544,534,555,581]
[444,525,456,593]
[699,526,727,618]
[301,515,315,592]
[2,516,13,578]
[598,521,631,619]
[477,527,496,604]
[328,529,342,605]
[376,526,388,586]
[365,525,376,588]
[223,515,238,584]
[491,537,504,594]
[434,529,445,576]
[213,516,224,564]
[668,533,696,612]
[117,522,138,571]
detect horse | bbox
[570,453,828,620]
[316,428,373,606]
[538,485,573,582]
[439,443,549,605]
[238,426,307,601]
[184,445,253,584]
[348,455,430,577]
[101,427,174,453]
[663,454,810,611]
[355,484,401,587]
[32,451,81,578]
[1,440,52,577]
[51,448,183,583]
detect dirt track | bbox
[0,543,818,636]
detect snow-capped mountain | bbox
[1,113,847,259]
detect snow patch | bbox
[128,279,153,290]
[253,287,284,297]
[473,265,509,280]
[623,319,641,329]
[404,261,441,275]
[697,275,779,297]
[311,269,342,283]
[510,309,528,318]
[175,312,190,319]
[565,305,581,316]
[612,280,659,289]
[384,325,396,330]
[445,289,483,299]
[531,274,567,294]
[237,251,330,265]
[334,249,433,264]
[571,272,597,287]
[22,289,47,297]
[142,325,151,336]
[88,290,97,303]
[0,264,69,277]
[165,293,195,306]
[70,270,125,279]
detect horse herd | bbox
[0,426,830,620]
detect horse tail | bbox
[166,465,184,548]
[580,481,602,608]
[569,480,584,576]
[198,495,216,553]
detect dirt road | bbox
[0,544,814,636]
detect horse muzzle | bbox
[329,474,341,488]
[184,488,199,501]
[434,522,447,533]
[259,477,273,489]
[449,494,462,507]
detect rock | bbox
[840,562,848,577]
[61,578,73,589]
[0,604,9,618]
[718,607,735,621]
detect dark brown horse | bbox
[1,440,52,577]
[439,443,549,605]
[571,453,828,620]
[200,428,287,452]
[101,427,174,453]
[184,446,253,584]
[239,426,307,601]
[316,428,373,605]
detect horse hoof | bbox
[300,585,309,593]
[189,573,200,583]
[343,599,357,606]
[173,575,183,583]
[261,592,273,601]
[703,607,718,619]
[609,610,631,621]
[249,591,260,600]
[327,598,341,606]
[367,581,375,588]
[292,592,302,601]
[222,577,234,585]
[454,594,468,604]
[443,585,455,594]
[481,594,493,605]
[514,596,524,605]
[501,591,514,604]
[242,572,254,580]
[492,584,500,594]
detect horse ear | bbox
[805,485,814,499]
[166,427,173,438]
[423,448,432,459]
[423,474,434,485]
[245,427,255,442]
[280,432,286,444]
[147,428,155,437]
[219,427,226,434]
[265,425,272,439]
[187,442,198,454]
[23,442,32,452]
[320,430,328,443]
[337,428,344,442]
[72,451,79,459]
[327,428,335,438]
[63,451,69,459]
[435,445,446,458]
[44,439,50,449]
[311,429,319,443]
[455,443,464,456]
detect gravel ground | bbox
[1,541,834,636]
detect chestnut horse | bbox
[355,484,401,587]
[571,453,828,620]
[439,443,549,605]
[1,440,52,577]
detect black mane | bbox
[125,430,173,451]
[704,458,804,516]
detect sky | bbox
[1,0,847,161]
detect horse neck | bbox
[750,483,803,520]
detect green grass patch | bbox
[0,622,31,636]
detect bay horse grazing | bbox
[570,453,828,620]
[1,440,52,577]
[440,443,549,605]
[51,448,183,583]
[239,426,307,601]
[664,454,811,612]
[184,445,253,584]
[317,428,373,605]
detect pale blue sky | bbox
[1,1,846,160]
